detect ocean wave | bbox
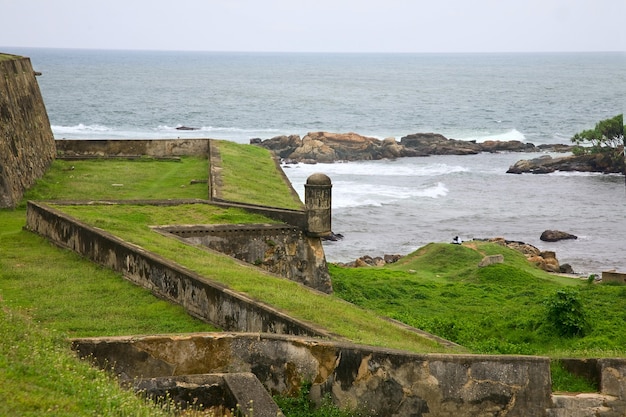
[52,123,112,134]
[288,161,468,178]
[331,182,449,208]
[455,129,527,143]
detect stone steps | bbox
[547,393,625,417]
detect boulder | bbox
[507,151,625,174]
[400,133,481,155]
[478,254,505,267]
[540,230,578,242]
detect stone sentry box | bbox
[305,173,332,237]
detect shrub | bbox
[544,289,588,337]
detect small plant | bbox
[550,360,598,393]
[544,289,588,337]
[274,382,368,417]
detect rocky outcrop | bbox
[486,238,569,273]
[255,132,423,163]
[254,131,571,163]
[336,254,402,268]
[540,230,578,242]
[400,133,537,155]
[507,150,625,174]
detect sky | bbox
[1,0,624,53]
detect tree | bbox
[571,114,624,152]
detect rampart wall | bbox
[72,332,555,417]
[0,54,55,208]
[156,224,332,293]
[25,200,336,339]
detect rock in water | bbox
[540,230,578,242]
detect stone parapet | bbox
[71,332,553,417]
[25,201,335,338]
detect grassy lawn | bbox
[216,140,303,210]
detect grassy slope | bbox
[1,141,621,414]
[332,242,626,358]
[0,144,439,415]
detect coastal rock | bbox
[507,152,625,174]
[254,131,424,163]
[336,254,403,268]
[486,237,568,273]
[400,133,481,155]
[540,230,578,242]
[254,131,563,163]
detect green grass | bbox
[0,210,217,338]
[217,140,303,209]
[331,242,626,357]
[550,360,598,393]
[57,203,447,354]
[0,305,179,417]
[3,142,623,415]
[20,156,209,205]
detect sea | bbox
[3,47,625,275]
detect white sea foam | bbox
[52,123,111,135]
[456,129,527,143]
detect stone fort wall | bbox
[0,54,55,208]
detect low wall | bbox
[25,201,335,339]
[602,271,626,284]
[157,224,332,293]
[71,332,553,417]
[55,138,211,157]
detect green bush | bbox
[544,289,588,337]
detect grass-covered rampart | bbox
[1,140,623,414]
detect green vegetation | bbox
[570,114,625,174]
[217,140,303,209]
[20,156,210,205]
[550,360,598,393]
[0,144,439,416]
[331,242,626,357]
[2,139,624,415]
[57,203,445,354]
[274,383,367,417]
[0,305,178,417]
[571,114,624,151]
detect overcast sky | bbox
[1,0,624,53]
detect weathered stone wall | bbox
[602,271,626,284]
[71,333,553,417]
[25,201,336,339]
[157,224,332,293]
[0,54,55,208]
[55,138,210,157]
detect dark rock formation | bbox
[540,230,578,242]
[256,132,423,163]
[400,133,537,155]
[507,151,625,174]
[254,131,571,163]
